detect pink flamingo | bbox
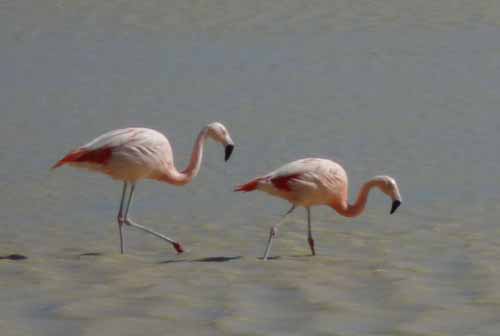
[52,122,235,254]
[235,158,402,260]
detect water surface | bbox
[2,1,500,335]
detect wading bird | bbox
[235,158,401,260]
[52,122,235,254]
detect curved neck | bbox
[334,179,381,218]
[161,127,208,186]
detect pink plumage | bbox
[235,158,402,259]
[234,178,261,192]
[52,147,113,169]
[52,123,235,254]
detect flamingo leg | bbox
[307,207,315,256]
[262,228,275,261]
[123,182,135,219]
[263,204,295,260]
[283,204,296,217]
[117,182,128,254]
[123,183,184,254]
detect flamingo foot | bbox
[173,242,184,254]
[308,237,316,256]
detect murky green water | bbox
[2,1,500,335]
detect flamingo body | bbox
[236,158,348,208]
[235,158,402,259]
[53,122,235,254]
[53,128,175,182]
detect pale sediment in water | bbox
[3,203,500,335]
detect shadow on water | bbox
[161,254,313,263]
[74,252,241,264]
[288,254,316,258]
[159,256,242,264]
[257,253,316,260]
[78,252,103,257]
[0,254,28,261]
[258,256,282,261]
[74,252,315,263]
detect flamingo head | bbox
[206,122,235,161]
[374,175,402,214]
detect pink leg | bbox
[123,183,184,254]
[263,226,277,260]
[307,208,316,256]
[117,182,128,254]
[125,218,184,253]
[263,204,296,260]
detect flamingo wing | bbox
[52,128,172,171]
[266,158,326,190]
[235,158,347,207]
[269,173,304,191]
[51,147,113,169]
[81,128,166,152]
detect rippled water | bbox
[2,1,500,335]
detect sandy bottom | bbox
[3,204,500,336]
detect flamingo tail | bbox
[51,147,113,170]
[234,178,261,192]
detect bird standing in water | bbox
[52,122,235,254]
[235,158,402,260]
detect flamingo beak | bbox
[390,200,401,214]
[224,144,234,162]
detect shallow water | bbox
[2,1,500,335]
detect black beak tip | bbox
[224,144,234,162]
[390,200,401,214]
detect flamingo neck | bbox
[334,179,381,218]
[161,127,208,186]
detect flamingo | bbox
[235,158,402,260]
[52,122,235,254]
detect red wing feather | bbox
[270,173,302,192]
[234,178,261,192]
[52,147,113,169]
